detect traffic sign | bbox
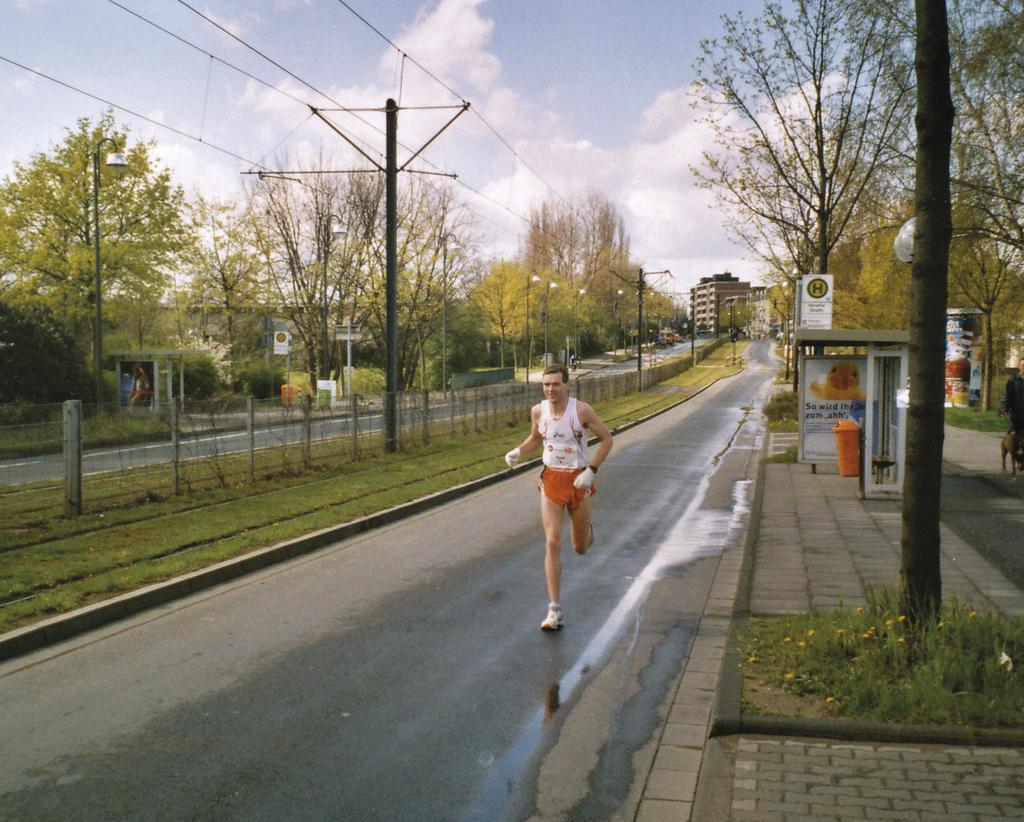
[334,326,362,342]
[799,274,833,329]
[273,330,291,355]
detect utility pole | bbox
[690,291,696,361]
[385,98,398,452]
[637,268,645,377]
[255,98,470,454]
[635,268,671,386]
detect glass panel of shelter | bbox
[865,347,906,495]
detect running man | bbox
[504,364,613,631]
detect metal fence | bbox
[0,342,721,525]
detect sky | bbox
[0,0,771,295]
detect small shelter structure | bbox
[796,329,909,499]
[109,349,211,411]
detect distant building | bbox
[689,272,751,335]
[749,286,771,339]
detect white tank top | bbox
[540,397,590,470]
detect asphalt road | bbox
[0,342,776,821]
[941,471,1024,590]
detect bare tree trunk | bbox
[901,0,954,618]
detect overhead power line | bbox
[106,0,310,109]
[0,54,265,169]
[330,0,575,211]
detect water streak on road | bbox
[465,461,754,820]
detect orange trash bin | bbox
[832,419,861,477]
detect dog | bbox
[1001,429,1024,475]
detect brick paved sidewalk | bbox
[695,428,1024,821]
[730,737,1024,821]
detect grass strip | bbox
[738,589,1024,728]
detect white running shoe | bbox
[541,606,563,631]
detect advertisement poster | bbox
[801,357,867,461]
[119,360,155,410]
[945,311,977,408]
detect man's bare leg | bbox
[568,494,592,555]
[540,493,565,604]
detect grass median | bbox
[0,345,745,635]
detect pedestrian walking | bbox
[504,363,613,630]
[1001,358,1024,456]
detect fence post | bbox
[303,394,313,469]
[473,388,479,433]
[449,387,456,436]
[247,395,255,483]
[171,400,181,495]
[397,392,404,451]
[351,392,359,459]
[63,399,82,517]
[422,389,430,444]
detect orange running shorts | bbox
[539,467,596,509]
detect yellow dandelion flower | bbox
[898,615,907,622]
[937,621,944,629]
[747,656,758,664]
[784,672,795,681]
[835,628,845,637]
[806,629,816,637]
[885,618,894,627]
[969,610,977,619]
[897,637,905,644]
[798,641,807,648]
[825,696,834,703]
[783,636,792,643]
[855,607,864,614]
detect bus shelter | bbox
[109,349,210,411]
[796,329,909,499]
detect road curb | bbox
[0,373,731,663]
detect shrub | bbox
[182,356,223,400]
[0,303,92,403]
[764,390,798,431]
[235,362,283,399]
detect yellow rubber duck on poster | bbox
[810,360,866,401]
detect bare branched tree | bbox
[691,0,915,284]
[249,161,367,386]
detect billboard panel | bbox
[801,356,867,461]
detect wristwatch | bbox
[590,464,599,473]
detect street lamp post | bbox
[525,274,541,382]
[729,297,737,361]
[440,232,460,394]
[614,289,624,355]
[573,288,586,366]
[543,281,557,365]
[92,137,127,406]
[322,215,344,381]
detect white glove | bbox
[504,447,521,468]
[573,466,596,490]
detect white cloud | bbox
[3,76,34,97]
[388,0,502,95]
[149,138,247,202]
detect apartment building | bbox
[689,272,751,335]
